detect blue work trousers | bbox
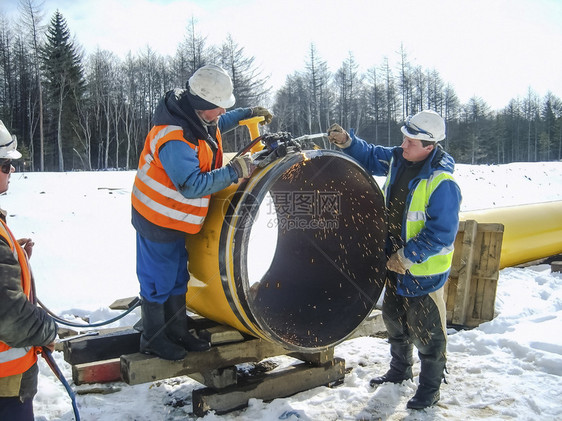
[0,397,33,421]
[136,233,189,303]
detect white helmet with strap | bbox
[188,64,235,109]
[400,110,446,142]
[0,120,22,159]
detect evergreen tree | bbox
[40,10,84,170]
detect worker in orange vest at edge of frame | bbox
[131,64,273,360]
[0,120,58,421]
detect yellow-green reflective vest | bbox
[383,165,455,277]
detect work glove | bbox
[251,106,273,125]
[18,238,34,258]
[386,248,414,275]
[327,123,352,148]
[228,155,257,179]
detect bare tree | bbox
[18,0,45,170]
[172,16,208,87]
[218,34,270,151]
[381,57,397,146]
[397,43,412,120]
[304,43,331,134]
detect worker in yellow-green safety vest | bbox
[327,110,461,411]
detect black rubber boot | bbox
[370,341,414,386]
[139,298,186,361]
[406,354,445,409]
[164,294,211,352]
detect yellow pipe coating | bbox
[185,181,253,334]
[185,117,267,334]
[460,201,562,268]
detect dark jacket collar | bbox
[152,89,213,145]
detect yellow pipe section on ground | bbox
[460,201,562,268]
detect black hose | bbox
[37,297,141,328]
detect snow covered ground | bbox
[2,161,562,420]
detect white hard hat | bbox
[400,110,446,142]
[188,64,235,109]
[0,120,22,159]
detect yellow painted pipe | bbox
[460,201,562,268]
[185,182,248,332]
[186,149,388,351]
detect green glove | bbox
[251,107,273,125]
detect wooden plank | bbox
[480,278,498,321]
[199,325,245,346]
[458,221,504,233]
[289,348,334,366]
[470,277,485,324]
[75,385,122,395]
[444,276,456,322]
[192,358,346,417]
[121,338,290,385]
[452,219,477,325]
[72,358,121,385]
[63,328,140,365]
[189,366,238,389]
[109,296,139,310]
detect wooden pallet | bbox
[445,220,504,327]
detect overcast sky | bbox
[3,0,562,110]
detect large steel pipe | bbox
[460,200,562,268]
[186,149,387,352]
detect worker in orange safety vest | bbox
[131,64,272,360]
[0,120,57,421]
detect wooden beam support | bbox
[121,338,289,385]
[192,358,345,417]
[72,358,121,385]
[63,328,140,365]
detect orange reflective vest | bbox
[0,220,38,378]
[131,125,224,234]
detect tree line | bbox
[272,45,562,165]
[1,3,561,172]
